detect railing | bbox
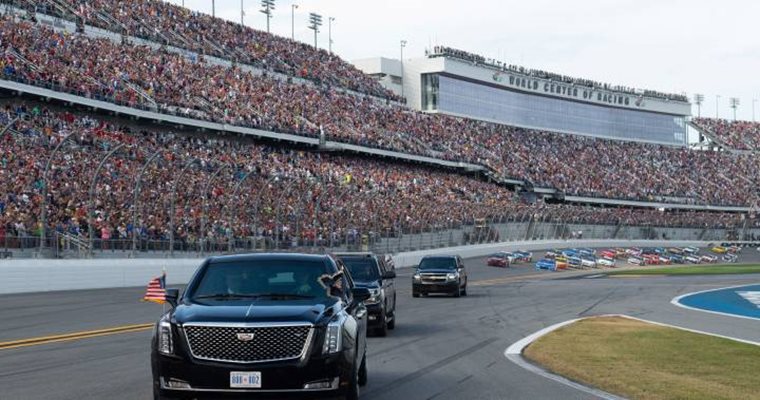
[2,219,755,259]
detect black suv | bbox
[151,253,370,400]
[333,253,397,336]
[412,255,468,297]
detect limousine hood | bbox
[172,298,341,326]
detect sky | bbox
[170,0,760,122]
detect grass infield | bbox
[524,317,760,400]
[608,264,760,276]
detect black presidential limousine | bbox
[151,253,370,400]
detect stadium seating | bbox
[692,118,760,151]
[0,103,749,247]
[0,12,757,211]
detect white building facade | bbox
[354,48,692,146]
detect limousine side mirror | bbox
[165,289,179,308]
[351,288,371,303]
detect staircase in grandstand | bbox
[56,232,91,258]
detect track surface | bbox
[2,253,760,400]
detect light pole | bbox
[328,17,335,54]
[260,0,275,33]
[291,4,298,40]
[212,0,215,17]
[693,93,704,117]
[715,95,721,119]
[308,13,322,48]
[753,98,757,122]
[241,0,245,25]
[729,97,740,121]
[400,40,407,98]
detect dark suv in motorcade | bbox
[412,255,468,297]
[151,253,371,400]
[333,252,397,336]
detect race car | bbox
[685,255,701,264]
[628,256,645,266]
[614,248,628,258]
[684,246,700,255]
[598,257,616,267]
[599,250,616,259]
[535,259,557,271]
[723,253,739,263]
[486,252,510,268]
[580,256,597,268]
[668,247,684,255]
[700,255,718,263]
[568,256,582,269]
[513,251,533,263]
[711,246,728,254]
[727,245,742,254]
[626,248,643,256]
[544,250,561,259]
[669,254,684,264]
[554,256,569,270]
[658,256,672,265]
[643,254,660,265]
[562,249,579,258]
[578,248,596,256]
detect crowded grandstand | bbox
[0,0,758,254]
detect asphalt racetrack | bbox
[2,251,760,400]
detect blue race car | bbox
[535,259,557,271]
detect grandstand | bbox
[0,0,758,258]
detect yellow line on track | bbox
[0,323,153,351]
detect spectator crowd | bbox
[0,7,757,220]
[0,103,753,249]
[693,118,760,151]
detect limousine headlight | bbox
[157,316,174,355]
[323,314,346,355]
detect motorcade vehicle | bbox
[486,252,511,268]
[151,253,370,400]
[535,259,557,271]
[333,252,397,336]
[412,256,468,298]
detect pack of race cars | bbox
[486,251,533,268]
[527,245,741,272]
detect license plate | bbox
[230,371,261,388]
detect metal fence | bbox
[2,218,755,259]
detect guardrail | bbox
[0,238,724,295]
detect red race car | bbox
[643,254,660,265]
[486,252,511,268]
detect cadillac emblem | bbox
[236,333,255,342]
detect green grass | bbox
[524,317,760,400]
[608,264,760,276]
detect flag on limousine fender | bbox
[143,271,167,304]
